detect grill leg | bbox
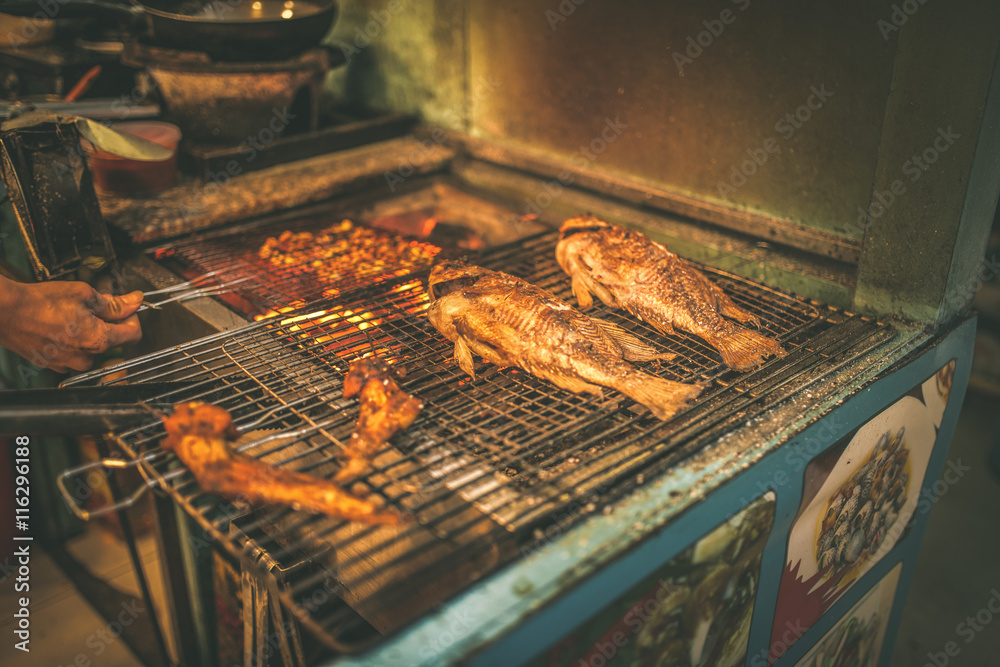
[151,492,207,667]
[241,549,307,667]
[97,438,174,666]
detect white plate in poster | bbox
[787,396,935,594]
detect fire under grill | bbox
[149,213,447,319]
[66,228,895,654]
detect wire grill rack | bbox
[149,212,446,317]
[67,230,894,653]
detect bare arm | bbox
[0,274,143,373]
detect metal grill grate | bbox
[149,213,446,317]
[68,231,893,653]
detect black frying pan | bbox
[0,0,338,62]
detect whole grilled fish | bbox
[556,216,785,371]
[426,260,703,421]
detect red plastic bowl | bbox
[86,121,181,197]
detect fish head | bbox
[428,260,489,300]
[559,215,611,239]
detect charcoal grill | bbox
[2,2,994,664]
[61,226,897,658]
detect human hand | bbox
[0,277,143,373]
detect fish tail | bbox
[708,327,785,371]
[621,371,703,421]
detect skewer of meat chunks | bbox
[161,402,404,525]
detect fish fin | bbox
[571,274,594,310]
[454,337,476,378]
[591,317,676,362]
[620,371,703,421]
[710,281,760,327]
[540,370,604,396]
[708,327,785,371]
[651,318,677,336]
[464,337,508,368]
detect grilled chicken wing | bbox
[162,402,404,525]
[556,216,785,370]
[426,260,702,421]
[334,357,423,483]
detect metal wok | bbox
[0,0,339,62]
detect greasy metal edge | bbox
[456,132,862,265]
[329,318,953,667]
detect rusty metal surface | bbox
[466,0,895,244]
[461,133,862,264]
[98,137,457,243]
[65,229,889,653]
[853,0,1000,323]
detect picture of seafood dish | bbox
[162,402,405,524]
[335,357,423,483]
[794,565,901,667]
[798,613,883,667]
[633,493,775,667]
[555,216,786,371]
[426,260,703,421]
[816,428,910,577]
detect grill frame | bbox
[66,228,895,654]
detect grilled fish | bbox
[162,402,404,525]
[556,216,785,371]
[334,357,423,483]
[426,260,703,421]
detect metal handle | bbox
[57,456,160,521]
[139,275,254,311]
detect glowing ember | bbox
[251,220,437,352]
[253,301,304,321]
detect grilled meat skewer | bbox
[556,216,786,370]
[162,402,404,525]
[335,357,423,483]
[426,261,703,421]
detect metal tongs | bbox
[138,271,254,311]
